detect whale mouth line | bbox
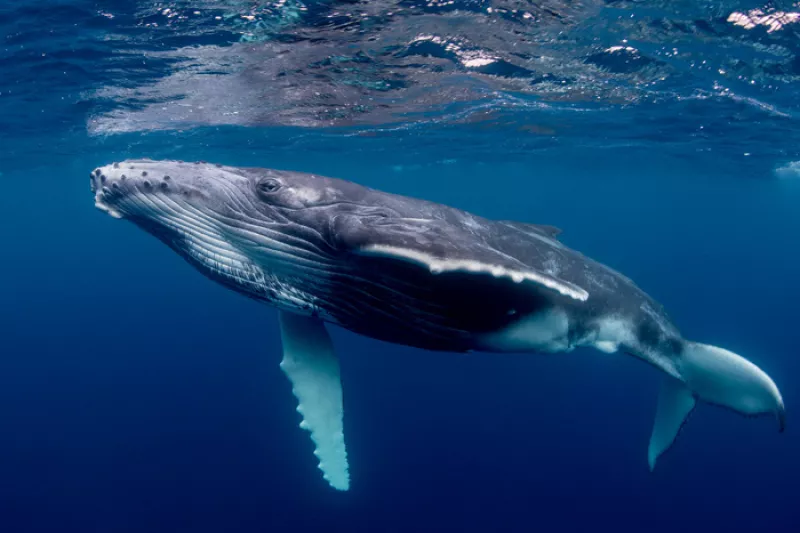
[94,193,124,219]
[90,162,326,313]
[115,186,270,296]
[90,159,226,221]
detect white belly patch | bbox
[478,311,637,355]
[478,309,572,353]
[589,317,636,354]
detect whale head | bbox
[90,159,360,309]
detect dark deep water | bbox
[2,2,800,532]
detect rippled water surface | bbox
[3,0,800,167]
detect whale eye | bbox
[257,178,282,196]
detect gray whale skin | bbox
[91,160,785,491]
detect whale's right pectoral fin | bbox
[648,377,696,471]
[278,311,349,491]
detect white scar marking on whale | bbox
[590,317,636,354]
[294,186,322,204]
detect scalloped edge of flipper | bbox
[278,311,350,491]
[358,244,589,302]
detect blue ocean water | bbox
[2,1,800,532]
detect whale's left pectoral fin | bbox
[648,377,696,471]
[335,216,588,302]
[278,311,349,491]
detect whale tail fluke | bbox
[648,341,785,470]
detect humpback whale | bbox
[90,160,785,490]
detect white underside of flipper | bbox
[278,311,349,491]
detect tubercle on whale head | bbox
[90,160,271,291]
[90,160,218,218]
[90,159,351,220]
[88,159,353,306]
